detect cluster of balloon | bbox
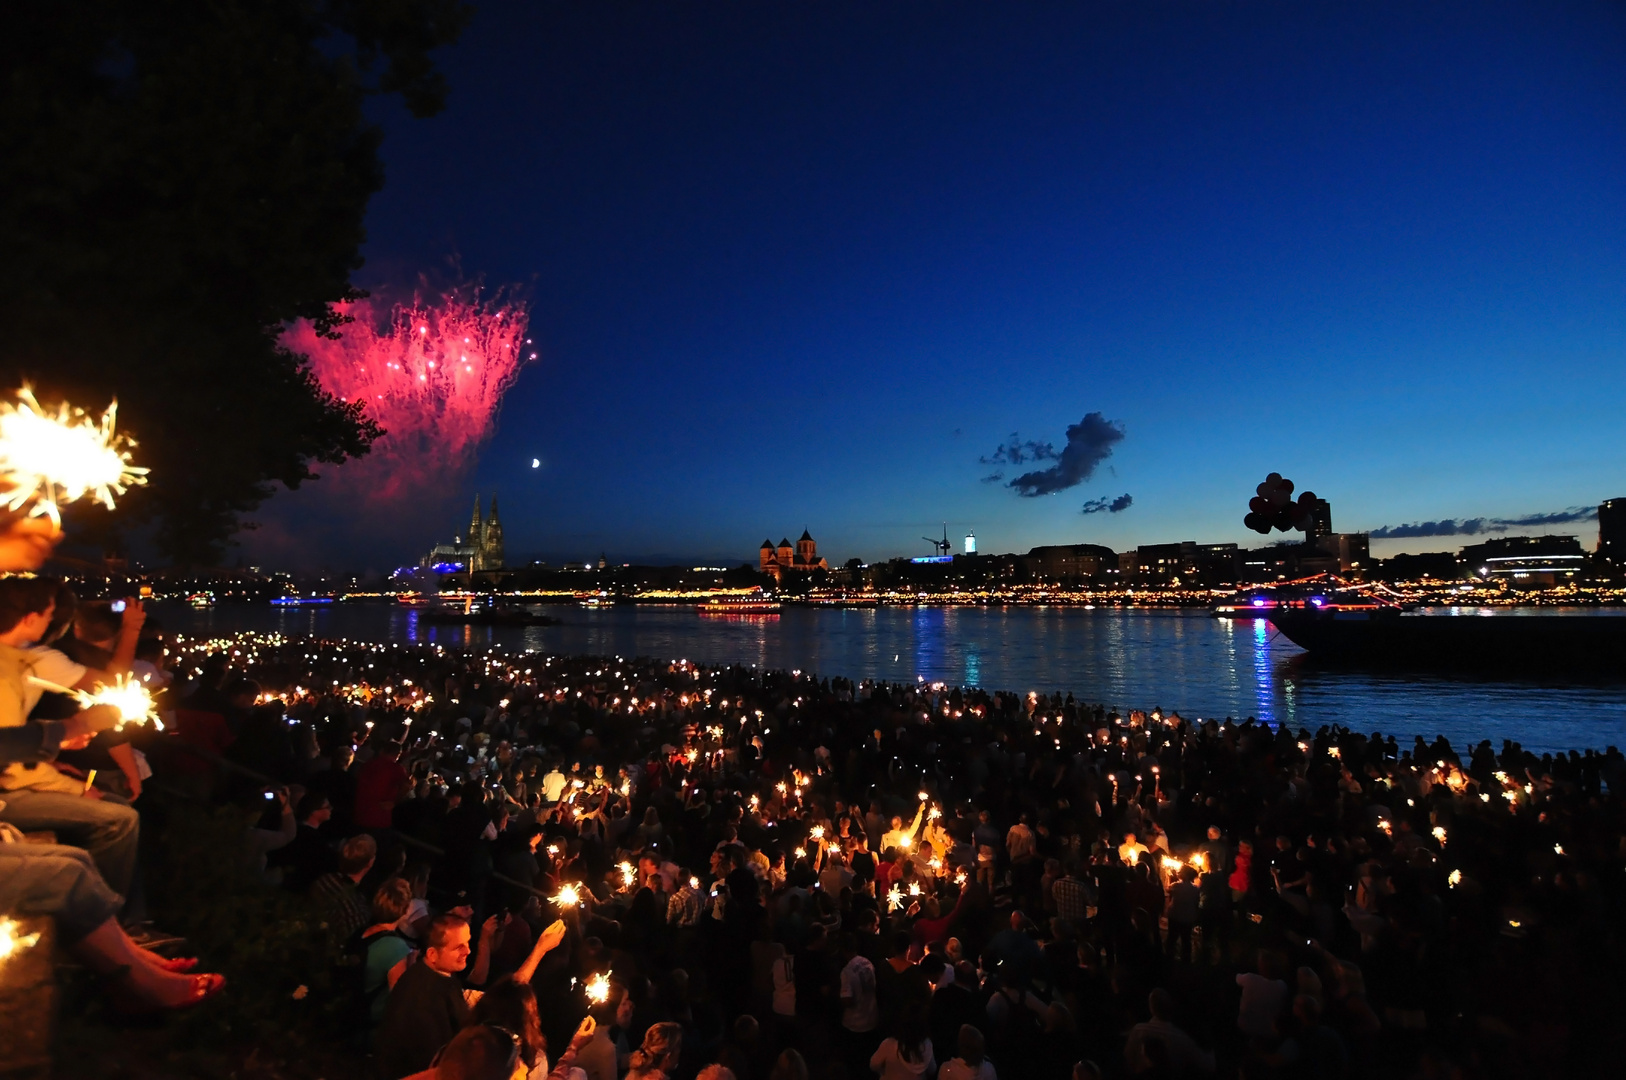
[1244,473,1319,534]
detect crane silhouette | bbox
[922,523,952,557]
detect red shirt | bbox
[353,754,410,829]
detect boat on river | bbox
[1262,598,1626,675]
[418,599,557,627]
[697,592,781,616]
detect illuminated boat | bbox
[419,598,557,626]
[697,593,781,616]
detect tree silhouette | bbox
[0,0,470,563]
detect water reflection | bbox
[156,602,1626,754]
[1251,618,1277,727]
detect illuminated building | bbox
[965,532,977,555]
[1024,544,1117,582]
[1460,535,1585,588]
[1312,532,1370,574]
[1600,498,1625,568]
[759,530,829,582]
[465,494,506,571]
[1304,498,1333,541]
[422,494,505,574]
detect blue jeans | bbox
[0,841,124,942]
[0,788,140,902]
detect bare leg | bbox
[69,918,219,1008]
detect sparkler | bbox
[0,917,42,965]
[0,387,147,524]
[78,675,161,731]
[808,825,824,841]
[584,972,611,1005]
[618,861,636,889]
[1448,869,1462,888]
[551,884,582,908]
[1432,827,1447,845]
[886,886,904,911]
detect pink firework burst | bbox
[283,289,534,502]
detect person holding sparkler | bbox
[0,575,145,903]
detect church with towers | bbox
[423,493,506,575]
[758,530,828,582]
[466,494,506,572]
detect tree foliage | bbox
[0,0,471,564]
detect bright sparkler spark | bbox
[809,825,824,841]
[0,917,42,964]
[619,861,636,888]
[0,387,147,524]
[552,884,582,908]
[886,886,904,911]
[584,972,611,1005]
[78,675,161,730]
[283,291,533,504]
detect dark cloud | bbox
[1082,492,1134,515]
[980,433,1057,467]
[1497,507,1597,528]
[1368,518,1490,539]
[1368,506,1596,539]
[980,471,1005,484]
[1007,413,1125,497]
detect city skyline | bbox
[238,0,1626,569]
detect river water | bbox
[154,602,1626,755]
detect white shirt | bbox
[839,955,879,1032]
[869,1037,934,1080]
[22,646,88,713]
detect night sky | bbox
[343,0,1626,568]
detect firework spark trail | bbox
[282,290,534,502]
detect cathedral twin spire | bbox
[467,493,505,571]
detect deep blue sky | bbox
[350,0,1626,567]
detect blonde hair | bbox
[370,877,413,925]
[628,1021,682,1073]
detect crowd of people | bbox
[4,544,1626,1078]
